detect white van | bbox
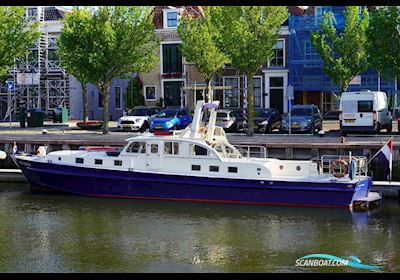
[339,90,392,136]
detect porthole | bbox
[296,165,301,171]
[58,157,61,161]
[279,165,284,170]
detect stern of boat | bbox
[351,177,381,209]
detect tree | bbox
[0,6,40,80]
[177,7,229,102]
[311,6,369,94]
[367,6,400,94]
[210,6,288,136]
[59,7,95,122]
[88,6,159,134]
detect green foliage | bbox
[367,6,400,83]
[177,7,229,99]
[311,6,369,94]
[59,6,159,134]
[0,6,40,79]
[59,8,96,121]
[209,6,288,135]
[125,76,144,109]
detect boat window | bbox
[228,166,238,173]
[126,142,146,153]
[190,144,208,156]
[114,160,122,166]
[76,158,84,164]
[151,144,158,153]
[95,159,103,165]
[210,166,219,172]
[164,142,179,155]
[192,164,201,171]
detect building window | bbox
[95,159,103,165]
[192,165,201,171]
[163,9,180,29]
[223,77,239,108]
[114,160,122,166]
[76,158,84,164]
[27,8,38,20]
[304,41,320,68]
[48,37,57,48]
[98,93,103,109]
[145,86,156,100]
[269,39,284,67]
[162,44,182,74]
[115,86,121,109]
[47,49,59,67]
[253,77,262,108]
[167,12,178,27]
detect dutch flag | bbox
[374,137,393,181]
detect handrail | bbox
[234,145,267,159]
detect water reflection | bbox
[0,183,399,272]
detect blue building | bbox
[69,77,130,121]
[288,6,396,114]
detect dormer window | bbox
[163,9,180,29]
[27,7,38,21]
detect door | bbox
[164,81,183,107]
[146,142,161,170]
[269,77,284,114]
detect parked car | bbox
[150,108,192,131]
[323,110,340,120]
[214,109,248,133]
[254,108,282,133]
[117,106,161,132]
[340,90,392,136]
[280,104,323,134]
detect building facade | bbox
[1,6,71,121]
[140,6,303,114]
[288,6,397,113]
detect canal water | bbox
[0,183,399,273]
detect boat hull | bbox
[13,157,376,208]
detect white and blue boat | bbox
[12,101,381,209]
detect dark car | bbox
[323,110,340,120]
[280,104,323,134]
[254,108,282,133]
[150,108,192,131]
[215,109,247,133]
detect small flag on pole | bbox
[12,142,18,155]
[371,137,393,182]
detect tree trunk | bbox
[99,83,111,134]
[206,78,212,103]
[246,73,255,136]
[340,81,349,96]
[82,82,89,122]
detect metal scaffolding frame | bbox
[1,6,69,121]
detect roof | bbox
[44,6,66,21]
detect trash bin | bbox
[52,107,69,123]
[19,107,26,128]
[27,108,44,127]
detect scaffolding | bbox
[288,6,397,112]
[1,6,69,121]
